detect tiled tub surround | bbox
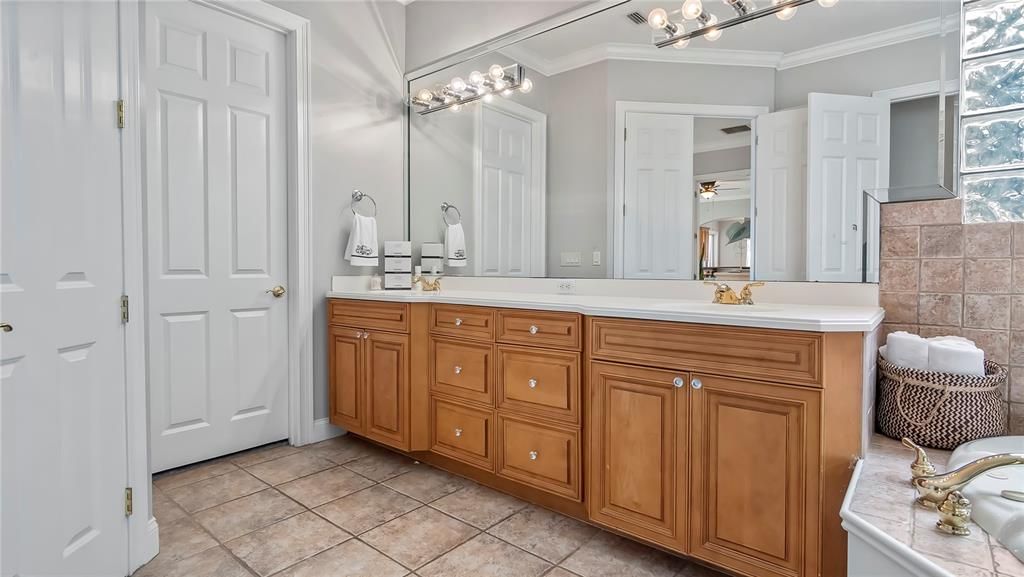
[843,435,1024,577]
[878,199,1024,433]
[139,436,725,577]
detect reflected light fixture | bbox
[410,63,531,115]
[650,0,836,48]
[699,182,719,199]
[682,0,704,20]
[772,0,797,20]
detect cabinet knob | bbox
[529,325,539,335]
[454,428,463,437]
[454,317,463,326]
[529,450,538,460]
[528,378,537,389]
[673,376,685,388]
[354,330,363,338]
[363,331,370,339]
[691,378,703,390]
[454,365,463,374]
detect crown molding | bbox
[776,17,941,70]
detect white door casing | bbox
[144,0,290,471]
[1,1,129,575]
[754,108,808,281]
[622,112,695,279]
[806,93,890,282]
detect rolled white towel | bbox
[878,344,887,360]
[885,331,929,370]
[927,338,985,376]
[928,335,977,347]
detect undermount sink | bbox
[651,302,784,313]
[947,436,1024,561]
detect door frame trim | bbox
[119,1,313,571]
[610,101,768,278]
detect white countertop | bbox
[325,287,883,333]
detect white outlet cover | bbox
[592,251,601,266]
[560,252,581,266]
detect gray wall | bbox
[694,146,752,176]
[269,0,405,420]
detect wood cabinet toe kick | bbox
[328,298,864,577]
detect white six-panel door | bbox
[623,112,695,279]
[754,108,808,281]
[1,2,129,575]
[478,107,535,276]
[807,93,890,282]
[144,1,290,471]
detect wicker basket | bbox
[876,357,1007,450]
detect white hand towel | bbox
[445,223,467,268]
[885,331,929,370]
[878,344,887,360]
[927,338,985,376]
[344,213,379,267]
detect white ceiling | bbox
[694,117,751,152]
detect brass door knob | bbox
[266,285,286,298]
[0,323,11,333]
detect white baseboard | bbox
[307,417,345,445]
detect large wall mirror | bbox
[407,0,961,282]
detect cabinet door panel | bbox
[364,331,410,450]
[588,362,687,552]
[690,374,821,577]
[329,326,364,433]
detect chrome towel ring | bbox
[441,202,462,225]
[351,189,378,217]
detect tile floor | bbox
[139,435,729,577]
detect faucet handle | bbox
[902,437,936,480]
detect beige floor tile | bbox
[382,465,468,503]
[152,487,189,525]
[165,469,268,513]
[342,449,415,482]
[314,485,421,535]
[230,442,301,468]
[277,466,375,508]
[488,506,597,563]
[430,483,526,529]
[154,459,239,491]
[225,511,350,577]
[305,435,379,465]
[561,532,685,577]
[545,569,581,577]
[193,488,304,542]
[143,516,218,572]
[275,539,409,577]
[360,507,478,570]
[245,452,335,486]
[134,546,253,577]
[419,533,551,577]
[676,563,729,576]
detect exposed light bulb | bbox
[702,14,721,41]
[673,37,690,49]
[451,103,462,112]
[682,0,703,20]
[450,77,467,92]
[468,70,485,85]
[817,0,837,6]
[494,78,507,91]
[483,93,494,103]
[415,88,433,103]
[501,88,514,97]
[488,64,505,80]
[518,78,533,93]
[647,7,669,29]
[773,0,797,20]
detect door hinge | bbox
[117,100,125,129]
[124,487,133,516]
[120,295,129,324]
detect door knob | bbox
[0,323,11,333]
[691,378,703,390]
[266,285,286,298]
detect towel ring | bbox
[351,189,378,217]
[441,202,462,226]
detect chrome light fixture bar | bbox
[654,0,829,48]
[410,63,533,115]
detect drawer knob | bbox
[454,365,463,374]
[529,325,539,335]
[673,376,685,388]
[454,428,463,437]
[454,317,463,326]
[528,378,538,389]
[691,378,703,390]
[529,450,538,460]
[362,331,370,340]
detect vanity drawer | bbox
[431,304,495,341]
[497,415,580,500]
[329,299,409,333]
[496,310,581,351]
[498,345,580,424]
[588,317,823,386]
[430,338,495,405]
[432,398,494,471]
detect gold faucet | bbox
[904,438,1024,510]
[705,281,764,305]
[413,275,441,292]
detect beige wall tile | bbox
[880,199,961,227]
[880,226,920,258]
[1013,331,1024,366]
[879,260,919,293]
[1013,296,1024,330]
[1011,403,1024,434]
[1014,259,1024,292]
[1014,223,1024,257]
[962,329,1011,365]
[965,223,1013,257]
[920,225,964,258]
[918,326,965,339]
[881,323,919,341]
[1010,366,1024,404]
[880,293,919,324]
[918,293,962,326]
[964,259,1012,293]
[964,294,1011,330]
[920,259,964,293]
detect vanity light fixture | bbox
[649,0,837,49]
[410,63,532,115]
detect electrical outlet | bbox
[592,251,601,266]
[557,280,577,294]
[560,252,581,267]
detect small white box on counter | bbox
[384,273,412,290]
[421,242,444,258]
[420,257,444,274]
[384,240,412,256]
[384,257,412,272]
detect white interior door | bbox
[144,1,290,472]
[806,93,890,282]
[754,108,808,281]
[478,107,534,276]
[623,112,695,279]
[1,2,129,575]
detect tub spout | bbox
[913,453,1024,509]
